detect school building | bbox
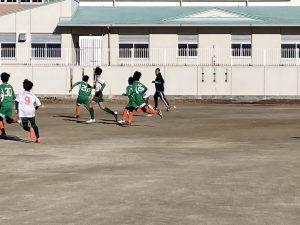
[1,0,300,98]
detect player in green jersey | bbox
[132,71,163,118]
[118,76,138,126]
[69,75,93,118]
[0,72,17,136]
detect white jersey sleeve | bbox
[95,77,105,92]
[34,95,42,107]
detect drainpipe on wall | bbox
[246,0,249,6]
[107,26,111,66]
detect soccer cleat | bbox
[158,109,163,118]
[75,115,80,118]
[29,128,36,140]
[86,119,96,123]
[118,120,125,124]
[113,112,118,122]
[166,106,171,111]
[35,138,41,144]
[146,114,153,117]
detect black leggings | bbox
[22,117,40,138]
[154,91,170,109]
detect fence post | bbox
[131,48,134,66]
[263,48,266,66]
[230,48,233,66]
[297,48,300,66]
[164,48,167,66]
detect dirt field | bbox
[1,103,300,225]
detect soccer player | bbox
[87,67,118,123]
[69,75,92,118]
[132,71,163,117]
[0,72,17,136]
[118,76,138,126]
[15,79,41,143]
[152,68,171,111]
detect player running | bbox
[69,75,93,118]
[0,72,17,137]
[132,71,163,117]
[152,68,171,111]
[118,76,137,126]
[86,67,118,123]
[16,79,42,143]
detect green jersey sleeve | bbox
[71,81,82,90]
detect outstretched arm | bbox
[69,81,81,92]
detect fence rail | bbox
[1,47,300,66]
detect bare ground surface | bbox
[0,103,300,225]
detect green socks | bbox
[89,107,114,120]
[89,108,95,119]
[103,107,115,115]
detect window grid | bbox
[281,43,300,59]
[31,43,61,58]
[231,42,252,57]
[0,43,16,58]
[119,42,149,59]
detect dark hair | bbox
[128,76,134,85]
[155,68,160,72]
[1,72,10,82]
[133,71,142,81]
[95,67,102,76]
[23,79,33,91]
[82,75,89,82]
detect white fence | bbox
[1,47,300,66]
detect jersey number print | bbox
[4,88,12,97]
[25,96,31,105]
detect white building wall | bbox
[0,13,16,32]
[2,65,300,98]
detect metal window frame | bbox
[118,35,149,59]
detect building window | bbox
[31,34,61,58]
[231,35,252,57]
[1,43,16,58]
[178,35,198,57]
[281,44,300,58]
[281,35,300,58]
[0,0,17,2]
[0,33,16,58]
[119,35,149,58]
[20,0,42,2]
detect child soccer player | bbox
[132,71,163,118]
[87,67,118,123]
[15,79,41,143]
[69,75,92,118]
[0,72,17,136]
[152,68,171,111]
[118,76,138,126]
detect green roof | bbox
[58,6,300,27]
